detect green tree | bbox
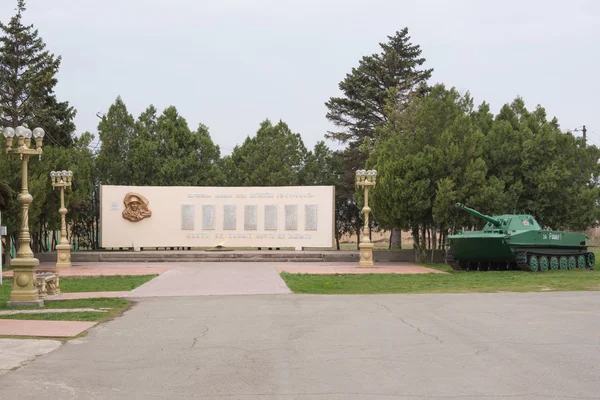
[96,96,134,185]
[0,0,76,147]
[485,98,600,230]
[325,28,433,146]
[325,28,432,248]
[127,105,160,186]
[230,119,308,186]
[153,106,222,186]
[370,84,498,259]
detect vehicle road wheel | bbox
[568,256,576,270]
[549,256,559,271]
[559,256,568,270]
[587,253,595,269]
[539,256,549,272]
[528,255,539,272]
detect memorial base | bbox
[358,241,374,267]
[55,244,72,269]
[8,257,44,307]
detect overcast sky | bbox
[2,0,599,153]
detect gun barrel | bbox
[455,203,502,227]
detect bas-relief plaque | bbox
[264,205,278,230]
[244,205,257,230]
[285,205,298,230]
[223,205,237,230]
[202,205,216,230]
[122,192,152,222]
[181,205,195,230]
[305,204,317,230]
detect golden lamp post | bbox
[355,169,377,267]
[3,125,45,306]
[50,170,73,269]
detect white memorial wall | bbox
[100,185,335,249]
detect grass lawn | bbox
[0,275,154,324]
[0,298,132,322]
[59,275,157,292]
[280,268,600,295]
[0,275,155,308]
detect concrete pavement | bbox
[0,339,62,377]
[1,291,599,399]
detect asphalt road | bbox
[1,292,599,399]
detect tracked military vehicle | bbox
[445,203,595,272]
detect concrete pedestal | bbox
[55,244,71,269]
[358,241,374,267]
[7,257,43,307]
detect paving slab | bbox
[127,262,292,297]
[0,320,97,338]
[0,308,107,315]
[0,292,599,399]
[0,339,62,377]
[2,264,172,278]
[277,262,444,274]
[47,291,128,300]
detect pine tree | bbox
[325,28,433,147]
[0,0,75,146]
[325,29,432,248]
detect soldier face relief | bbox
[122,192,152,222]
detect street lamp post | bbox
[51,170,73,269]
[355,169,377,267]
[3,125,45,306]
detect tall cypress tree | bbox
[0,0,75,146]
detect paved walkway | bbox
[0,320,97,337]
[2,264,172,278]
[1,291,599,399]
[48,291,128,300]
[128,262,292,297]
[0,308,107,315]
[277,262,444,274]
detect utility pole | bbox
[583,125,587,147]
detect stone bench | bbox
[35,272,61,300]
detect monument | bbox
[100,185,335,249]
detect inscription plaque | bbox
[244,205,257,230]
[305,204,317,230]
[181,205,195,230]
[223,205,237,230]
[285,205,298,230]
[202,205,216,230]
[264,205,278,230]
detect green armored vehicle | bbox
[445,203,595,272]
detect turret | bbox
[455,203,502,228]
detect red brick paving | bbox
[0,320,97,337]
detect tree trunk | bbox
[412,226,425,262]
[389,228,401,249]
[431,228,437,263]
[427,227,431,250]
[4,236,10,267]
[335,236,340,250]
[356,230,361,250]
